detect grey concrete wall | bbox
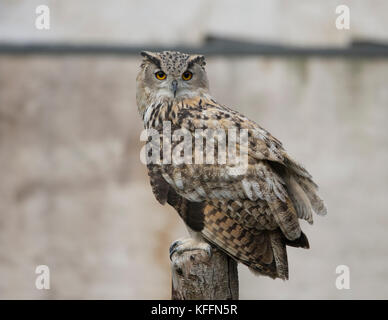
[1,0,387,45]
[0,1,387,299]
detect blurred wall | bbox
[1,0,387,45]
[0,0,387,299]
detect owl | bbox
[136,51,326,280]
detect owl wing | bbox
[155,97,325,239]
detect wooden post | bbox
[171,246,239,300]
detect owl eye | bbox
[182,71,193,81]
[155,71,167,80]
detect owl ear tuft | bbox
[187,54,206,69]
[140,51,161,68]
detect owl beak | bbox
[171,80,178,98]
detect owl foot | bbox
[170,238,213,279]
[169,238,212,261]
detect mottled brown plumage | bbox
[137,51,326,280]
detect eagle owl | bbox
[136,51,326,280]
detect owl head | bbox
[136,51,209,114]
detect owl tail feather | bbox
[201,205,310,280]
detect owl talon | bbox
[169,240,183,260]
[169,238,212,261]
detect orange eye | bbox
[182,71,193,81]
[155,71,166,80]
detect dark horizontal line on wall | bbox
[1,36,387,58]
